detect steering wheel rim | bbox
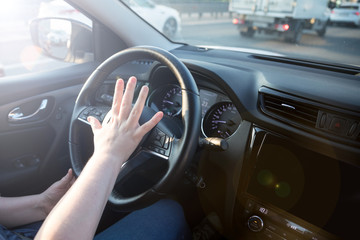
[69,46,200,211]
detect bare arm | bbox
[0,169,74,228]
[35,77,163,240]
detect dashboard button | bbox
[319,113,327,128]
[248,215,264,232]
[348,122,358,136]
[163,136,170,149]
[329,117,347,134]
[263,228,286,240]
[267,222,291,239]
[245,199,255,210]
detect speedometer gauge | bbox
[161,86,182,117]
[147,84,182,117]
[202,102,241,139]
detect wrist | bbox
[36,193,50,219]
[90,151,127,173]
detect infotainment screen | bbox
[246,134,360,239]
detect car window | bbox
[0,0,92,78]
[121,0,360,68]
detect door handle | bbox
[8,99,48,123]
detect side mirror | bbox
[30,18,94,63]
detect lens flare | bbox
[257,169,273,186]
[275,181,291,198]
[20,45,42,71]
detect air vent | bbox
[259,88,360,146]
[260,92,319,128]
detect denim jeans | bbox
[0,221,41,240]
[94,199,192,240]
[0,199,191,240]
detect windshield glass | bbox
[121,0,360,67]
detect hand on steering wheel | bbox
[69,46,200,211]
[87,76,163,173]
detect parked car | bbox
[123,0,181,38]
[1,0,359,240]
[45,30,69,46]
[330,2,360,27]
[38,0,181,38]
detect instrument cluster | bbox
[147,84,242,139]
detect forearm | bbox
[0,194,46,228]
[35,77,162,239]
[35,153,123,240]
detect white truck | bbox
[229,0,331,43]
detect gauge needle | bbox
[163,100,174,105]
[213,120,226,124]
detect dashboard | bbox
[95,64,242,141]
[92,46,360,240]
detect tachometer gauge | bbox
[202,102,241,139]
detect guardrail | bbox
[154,1,230,17]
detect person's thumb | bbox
[87,116,101,133]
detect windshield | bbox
[121,0,360,67]
[124,0,155,8]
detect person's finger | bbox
[111,79,124,117]
[136,111,163,138]
[67,168,73,179]
[66,169,76,185]
[60,169,72,182]
[129,85,149,127]
[66,168,72,178]
[119,76,137,122]
[87,116,102,133]
[70,176,76,186]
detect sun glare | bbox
[0,0,17,13]
[20,46,42,71]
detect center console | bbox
[234,128,360,240]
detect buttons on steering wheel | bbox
[78,106,111,124]
[146,128,172,158]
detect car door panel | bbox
[0,126,54,195]
[0,63,96,196]
[0,63,97,106]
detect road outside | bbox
[176,12,360,66]
[1,7,359,78]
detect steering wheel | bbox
[69,46,201,211]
